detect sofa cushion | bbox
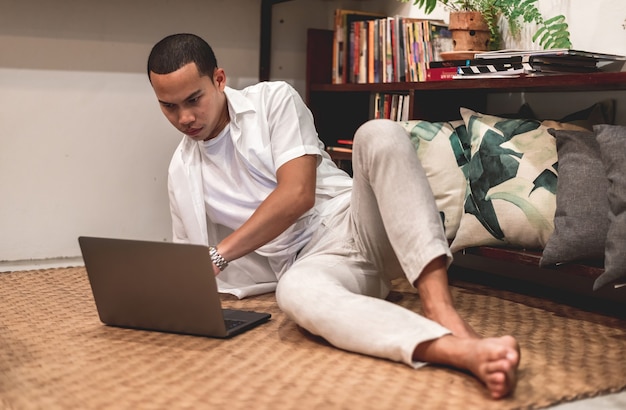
[494,102,538,120]
[398,119,470,239]
[449,108,557,253]
[557,99,615,130]
[537,99,615,131]
[539,129,610,267]
[593,124,626,290]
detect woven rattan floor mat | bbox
[1,267,625,410]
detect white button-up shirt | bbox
[167,81,352,297]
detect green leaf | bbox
[408,0,439,14]
[543,14,566,25]
[532,27,546,43]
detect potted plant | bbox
[397,0,572,50]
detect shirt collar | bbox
[224,86,256,117]
[178,87,251,164]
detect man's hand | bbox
[211,260,221,276]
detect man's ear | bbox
[214,68,226,89]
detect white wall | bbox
[270,0,383,91]
[0,0,264,264]
[0,68,175,260]
[388,0,626,55]
[0,0,340,265]
[1,0,625,266]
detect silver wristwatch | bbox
[208,246,229,271]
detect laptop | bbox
[78,236,271,338]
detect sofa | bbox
[397,101,626,306]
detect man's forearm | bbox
[213,154,317,263]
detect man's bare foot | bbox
[464,336,520,399]
[414,335,520,399]
[413,257,519,398]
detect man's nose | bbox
[179,109,195,126]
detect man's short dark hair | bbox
[147,33,218,83]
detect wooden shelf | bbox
[310,71,626,93]
[306,28,626,147]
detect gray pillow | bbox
[593,124,626,290]
[539,129,610,266]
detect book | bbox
[456,62,533,76]
[389,93,399,120]
[371,18,381,83]
[475,48,626,61]
[430,58,488,68]
[385,17,394,82]
[452,71,526,79]
[373,92,382,119]
[370,20,377,83]
[357,21,368,83]
[426,66,457,81]
[332,9,386,84]
[400,94,410,121]
[428,21,453,63]
[394,17,406,82]
[326,146,353,154]
[429,55,564,69]
[449,48,626,78]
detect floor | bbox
[2,257,625,409]
[551,393,626,409]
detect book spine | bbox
[426,67,457,81]
[429,59,475,68]
[358,21,367,83]
[385,18,394,83]
[374,20,381,83]
[367,20,375,83]
[332,10,346,84]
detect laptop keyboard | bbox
[224,319,246,330]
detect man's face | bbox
[150,62,227,141]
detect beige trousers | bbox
[276,119,453,368]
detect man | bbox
[147,33,520,399]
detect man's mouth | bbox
[186,127,202,137]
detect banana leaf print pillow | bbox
[399,119,470,239]
[449,108,558,253]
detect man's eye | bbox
[188,97,199,104]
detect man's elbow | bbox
[292,188,315,217]
[297,190,315,214]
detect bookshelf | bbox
[306,28,626,149]
[305,28,626,304]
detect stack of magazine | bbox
[429,49,626,79]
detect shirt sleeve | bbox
[264,82,325,170]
